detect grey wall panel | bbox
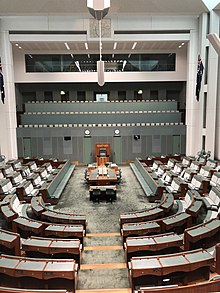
[57,137,64,160]
[181,135,186,154]
[72,136,79,162]
[16,125,186,163]
[25,100,178,113]
[142,136,146,159]
[20,112,182,125]
[31,137,38,157]
[122,136,129,162]
[52,137,58,159]
[161,135,167,155]
[17,137,23,158]
[166,135,173,154]
[77,137,84,163]
[132,136,142,154]
[63,139,72,155]
[145,135,152,156]
[43,137,52,156]
[37,137,43,157]
[152,135,161,155]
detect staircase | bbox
[76,232,131,293]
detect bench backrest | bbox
[23,181,34,195]
[33,174,42,185]
[184,191,193,207]
[211,172,220,185]
[199,166,212,178]
[0,171,4,180]
[171,178,181,191]
[2,165,14,176]
[209,187,220,206]
[28,161,38,171]
[11,195,20,213]
[0,179,9,193]
[206,159,217,168]
[164,173,172,184]
[182,157,191,166]
[11,173,23,185]
[189,161,201,172]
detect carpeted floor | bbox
[54,165,150,290]
[54,165,152,233]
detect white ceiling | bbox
[12,40,187,53]
[4,0,218,54]
[0,0,215,16]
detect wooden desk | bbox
[22,236,81,266]
[184,218,220,250]
[122,221,161,241]
[44,224,84,244]
[0,254,77,292]
[31,196,87,228]
[0,288,68,293]
[1,204,18,223]
[12,217,44,237]
[120,207,164,226]
[87,167,118,185]
[161,212,192,234]
[41,210,87,228]
[125,233,183,261]
[0,229,20,256]
[130,249,214,291]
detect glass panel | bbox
[25,53,176,73]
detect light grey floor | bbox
[55,165,151,233]
[54,165,151,290]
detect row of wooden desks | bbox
[0,229,82,266]
[12,217,85,244]
[22,236,81,266]
[129,248,214,291]
[125,233,183,261]
[0,229,20,256]
[122,212,192,241]
[0,254,77,291]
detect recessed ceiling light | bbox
[18,46,22,49]
[85,42,89,50]
[181,42,185,46]
[60,90,65,95]
[178,45,182,48]
[15,44,19,47]
[64,42,70,50]
[113,42,117,50]
[132,42,137,50]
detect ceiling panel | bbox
[12,40,187,53]
[0,0,213,16]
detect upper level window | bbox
[25,53,176,73]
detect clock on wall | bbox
[114,129,120,136]
[84,129,91,136]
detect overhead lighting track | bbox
[115,30,190,34]
[9,30,87,35]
